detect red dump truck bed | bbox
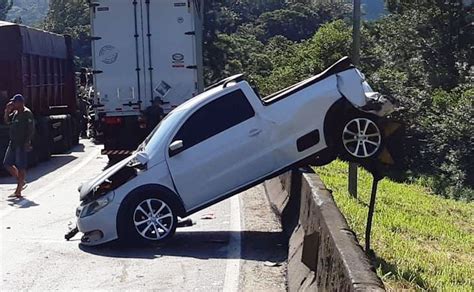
[0,21,76,122]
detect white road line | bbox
[223,195,242,292]
[0,148,100,219]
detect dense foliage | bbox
[6,0,49,25]
[203,0,351,85]
[0,0,12,20]
[43,0,90,67]
[361,1,473,200]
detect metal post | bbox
[348,0,361,198]
[348,163,358,198]
[365,177,379,253]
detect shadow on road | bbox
[67,143,86,153]
[6,197,40,208]
[79,230,288,263]
[0,155,78,184]
[0,142,87,180]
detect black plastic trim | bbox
[297,130,320,152]
[132,0,142,105]
[119,184,186,218]
[145,0,154,103]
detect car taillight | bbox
[102,117,123,125]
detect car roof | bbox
[174,81,241,113]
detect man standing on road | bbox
[3,94,35,198]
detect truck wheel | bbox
[336,114,383,162]
[37,117,51,161]
[50,115,70,153]
[71,114,80,146]
[64,116,73,150]
[117,193,178,246]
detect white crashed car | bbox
[76,57,394,246]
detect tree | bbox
[0,0,12,21]
[43,0,90,67]
[361,1,474,200]
[7,0,50,26]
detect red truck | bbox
[0,21,80,167]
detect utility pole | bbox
[352,0,361,65]
[348,0,361,198]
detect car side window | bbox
[173,89,255,152]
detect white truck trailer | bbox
[88,0,204,158]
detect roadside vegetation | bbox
[317,160,474,290]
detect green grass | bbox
[316,160,474,291]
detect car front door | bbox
[166,89,275,210]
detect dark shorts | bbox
[3,144,27,170]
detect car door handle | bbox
[249,129,262,137]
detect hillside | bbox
[316,161,474,290]
[7,0,49,26]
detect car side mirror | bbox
[169,140,184,156]
[135,152,149,165]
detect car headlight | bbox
[80,192,115,218]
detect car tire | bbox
[117,192,178,246]
[336,113,383,162]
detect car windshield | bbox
[137,109,187,153]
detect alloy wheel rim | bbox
[342,118,381,158]
[133,198,174,240]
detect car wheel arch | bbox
[323,97,354,148]
[117,184,186,219]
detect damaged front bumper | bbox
[76,193,120,246]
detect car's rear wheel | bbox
[337,115,383,162]
[118,194,178,245]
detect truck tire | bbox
[71,113,80,146]
[36,117,52,161]
[50,115,70,154]
[0,137,7,176]
[64,115,73,150]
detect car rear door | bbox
[166,89,275,210]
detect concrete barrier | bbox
[264,169,384,291]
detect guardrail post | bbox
[348,163,358,198]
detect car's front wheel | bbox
[337,115,383,162]
[118,194,178,245]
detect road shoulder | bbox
[239,184,287,291]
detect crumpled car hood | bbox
[78,155,135,200]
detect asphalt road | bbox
[0,139,286,291]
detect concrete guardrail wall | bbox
[264,169,385,291]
